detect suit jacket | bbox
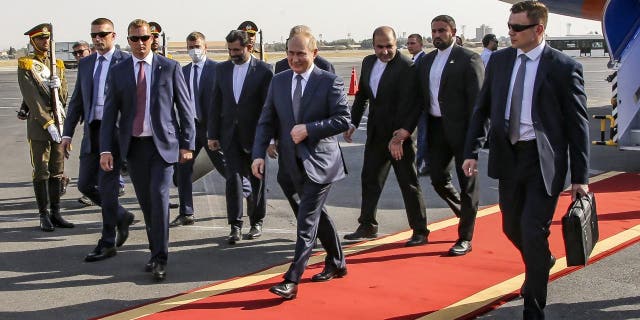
[416,45,484,148]
[208,57,273,151]
[351,51,417,141]
[64,49,130,154]
[252,67,350,185]
[464,45,589,196]
[274,55,335,74]
[100,53,195,163]
[182,58,217,122]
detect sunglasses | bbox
[91,31,113,38]
[128,35,152,42]
[508,23,539,32]
[72,49,89,56]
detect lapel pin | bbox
[449,60,455,64]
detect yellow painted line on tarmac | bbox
[419,223,640,320]
[100,172,621,320]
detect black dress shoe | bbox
[85,243,117,262]
[116,211,135,247]
[311,267,347,282]
[228,227,241,244]
[269,281,297,299]
[246,224,262,239]
[448,239,472,256]
[39,213,55,232]
[405,232,428,247]
[144,259,156,272]
[152,263,166,281]
[169,214,194,227]
[344,225,378,240]
[169,203,179,209]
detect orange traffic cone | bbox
[348,66,359,96]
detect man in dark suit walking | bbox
[207,30,273,244]
[271,25,336,219]
[252,29,349,299]
[62,18,134,262]
[463,2,589,318]
[170,31,227,227]
[343,26,428,247]
[100,19,195,281]
[410,15,484,256]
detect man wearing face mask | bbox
[171,31,227,227]
[208,30,273,244]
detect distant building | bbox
[475,25,493,42]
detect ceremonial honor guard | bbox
[17,23,74,231]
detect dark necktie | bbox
[292,74,302,122]
[509,54,529,144]
[91,56,106,122]
[132,61,147,136]
[192,65,201,120]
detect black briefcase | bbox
[562,192,599,266]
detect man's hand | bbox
[267,143,278,159]
[343,125,356,143]
[291,124,308,144]
[252,158,265,180]
[388,129,411,160]
[462,159,478,177]
[100,153,114,172]
[208,139,220,151]
[46,75,61,89]
[60,137,72,159]
[47,125,61,143]
[179,149,193,163]
[571,184,589,201]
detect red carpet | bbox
[99,172,640,320]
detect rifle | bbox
[161,31,167,56]
[48,23,62,137]
[258,29,264,61]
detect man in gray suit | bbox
[252,29,350,299]
[463,2,589,318]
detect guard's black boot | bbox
[34,180,54,232]
[49,177,74,228]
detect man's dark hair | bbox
[482,34,497,47]
[186,31,205,42]
[408,33,423,45]
[225,30,250,47]
[372,26,397,43]
[72,40,90,49]
[91,18,114,28]
[511,0,548,28]
[431,15,456,30]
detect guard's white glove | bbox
[46,76,61,89]
[47,124,61,143]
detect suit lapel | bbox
[422,51,436,98]
[496,48,517,131]
[150,54,163,110]
[237,57,256,104]
[438,45,459,97]
[532,46,552,113]
[299,67,321,122]
[282,71,295,124]
[184,63,192,91]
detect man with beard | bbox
[403,15,484,256]
[208,30,273,244]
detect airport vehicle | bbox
[501,0,640,150]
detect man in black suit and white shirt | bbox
[463,2,589,318]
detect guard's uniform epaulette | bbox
[18,57,33,70]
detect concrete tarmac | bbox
[0,54,638,320]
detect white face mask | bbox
[188,48,205,63]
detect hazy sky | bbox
[1,0,601,50]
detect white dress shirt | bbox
[369,58,387,98]
[429,41,455,117]
[480,47,493,67]
[291,64,315,99]
[92,46,116,121]
[505,41,545,142]
[132,52,154,137]
[233,57,251,103]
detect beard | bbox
[433,37,453,50]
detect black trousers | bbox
[223,139,265,228]
[498,140,559,320]
[358,134,428,234]
[284,164,345,283]
[427,116,479,241]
